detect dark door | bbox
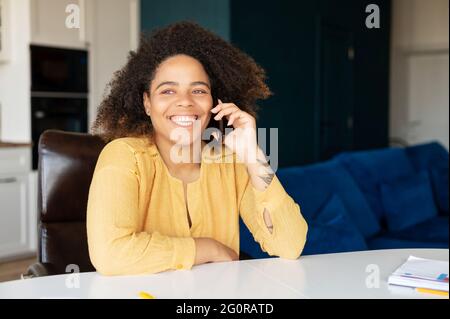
[319,23,355,160]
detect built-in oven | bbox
[31,96,88,169]
[30,45,88,169]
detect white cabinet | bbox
[29,0,139,51]
[0,146,35,261]
[30,0,87,49]
[0,173,29,257]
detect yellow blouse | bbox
[86,136,308,275]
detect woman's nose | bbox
[176,93,194,107]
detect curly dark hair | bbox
[91,21,272,142]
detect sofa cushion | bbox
[335,148,416,221]
[405,142,449,215]
[384,216,448,243]
[430,167,449,214]
[277,160,380,238]
[380,170,438,232]
[406,142,448,170]
[301,195,368,255]
[367,237,449,250]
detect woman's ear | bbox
[143,92,151,116]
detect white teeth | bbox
[169,115,198,127]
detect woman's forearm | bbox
[245,147,274,232]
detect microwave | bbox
[30,45,88,93]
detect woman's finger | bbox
[227,110,244,126]
[214,108,237,121]
[213,105,240,121]
[211,99,227,113]
[230,110,255,127]
[210,102,222,113]
[211,101,240,114]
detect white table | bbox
[0,249,448,299]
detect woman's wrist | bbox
[246,147,275,191]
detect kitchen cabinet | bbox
[0,144,36,261]
[30,0,87,49]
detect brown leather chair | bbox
[25,130,105,277]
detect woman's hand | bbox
[211,99,258,164]
[212,239,239,262]
[211,99,275,193]
[194,238,238,265]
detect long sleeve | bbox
[237,163,308,259]
[86,140,196,276]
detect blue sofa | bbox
[240,142,449,259]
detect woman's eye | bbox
[161,89,175,94]
[193,90,207,94]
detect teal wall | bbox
[140,0,391,167]
[140,0,230,41]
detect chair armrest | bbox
[22,262,57,279]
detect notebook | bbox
[388,256,449,292]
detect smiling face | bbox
[143,54,213,146]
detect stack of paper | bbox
[388,256,449,292]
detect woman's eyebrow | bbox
[191,81,211,89]
[155,81,210,90]
[155,81,178,90]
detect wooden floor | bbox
[0,257,37,283]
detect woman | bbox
[87,21,308,275]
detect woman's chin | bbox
[167,119,206,146]
[169,133,203,147]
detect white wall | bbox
[88,0,139,129]
[390,0,449,148]
[0,0,31,143]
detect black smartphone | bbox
[215,98,225,141]
[219,116,225,138]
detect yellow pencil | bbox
[138,291,156,299]
[415,287,449,297]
